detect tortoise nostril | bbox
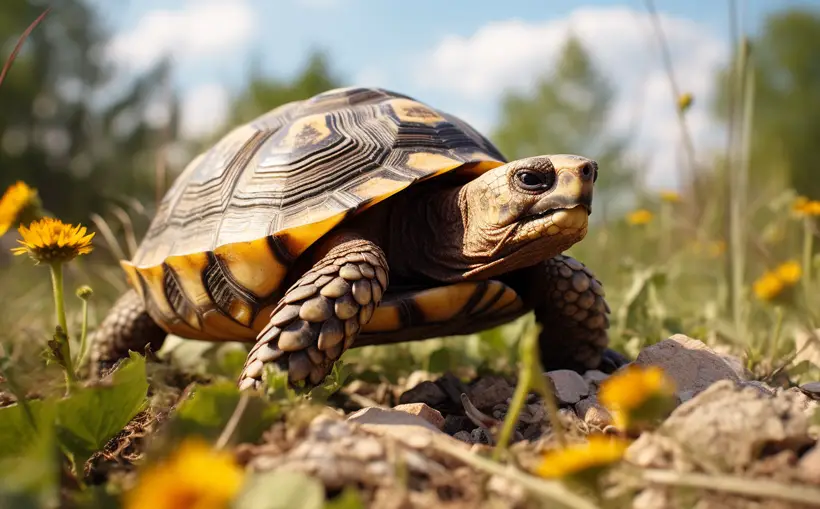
[579,163,593,179]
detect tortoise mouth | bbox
[526,203,591,221]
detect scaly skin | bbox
[89,290,167,374]
[239,237,388,389]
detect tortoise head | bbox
[460,154,597,279]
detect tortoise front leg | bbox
[238,237,388,389]
[528,255,627,373]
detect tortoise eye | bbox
[515,170,553,191]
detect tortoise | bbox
[90,86,624,389]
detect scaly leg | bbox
[89,289,168,375]
[238,237,388,389]
[528,255,627,373]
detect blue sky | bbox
[90,0,819,189]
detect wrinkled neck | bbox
[388,184,476,283]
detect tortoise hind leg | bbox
[529,255,627,374]
[89,289,167,375]
[238,237,388,389]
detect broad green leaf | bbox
[0,401,59,506]
[167,381,280,445]
[324,487,365,509]
[0,398,54,458]
[55,352,148,469]
[233,471,324,509]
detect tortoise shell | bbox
[122,87,507,341]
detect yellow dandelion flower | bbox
[10,217,95,264]
[598,365,676,430]
[753,272,784,301]
[775,260,801,285]
[753,261,801,302]
[536,435,630,479]
[0,181,39,237]
[677,93,693,113]
[123,438,244,509]
[792,197,820,217]
[805,201,820,216]
[626,209,653,226]
[659,190,681,203]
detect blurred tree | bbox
[229,51,342,125]
[491,35,637,220]
[713,8,820,199]
[0,0,178,226]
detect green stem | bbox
[75,297,89,374]
[803,217,813,294]
[49,263,75,386]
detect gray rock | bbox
[575,396,614,428]
[398,380,447,408]
[392,403,445,430]
[467,375,514,410]
[582,369,609,388]
[545,369,589,405]
[633,334,741,398]
[626,380,814,473]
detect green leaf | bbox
[167,381,280,445]
[0,400,60,505]
[55,352,148,469]
[309,361,352,403]
[233,471,324,509]
[324,487,365,509]
[0,398,55,458]
[425,347,452,374]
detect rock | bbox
[545,370,589,405]
[392,403,444,430]
[800,381,820,400]
[582,369,609,388]
[777,386,820,416]
[718,353,752,380]
[453,430,473,443]
[466,375,514,410]
[443,415,472,435]
[626,380,814,473]
[347,407,443,448]
[575,397,614,428]
[398,380,447,408]
[348,407,442,432]
[798,443,820,484]
[633,335,740,398]
[738,380,777,396]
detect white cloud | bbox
[107,0,255,70]
[180,83,230,139]
[295,0,341,9]
[416,7,729,189]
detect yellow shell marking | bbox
[471,280,505,313]
[280,114,332,149]
[414,283,477,323]
[136,265,174,319]
[164,253,212,308]
[347,177,409,203]
[362,303,402,332]
[201,309,257,341]
[120,261,144,300]
[389,98,446,125]
[406,152,463,175]
[214,238,288,299]
[228,299,254,327]
[491,286,521,312]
